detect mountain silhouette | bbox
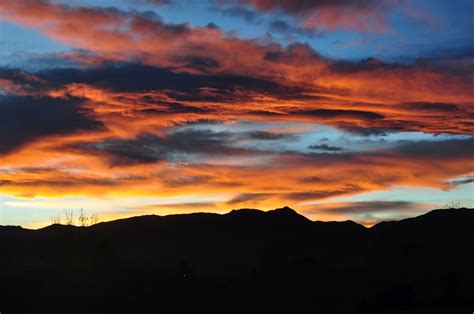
[1,207,473,314]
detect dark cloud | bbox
[0,63,329,115]
[34,63,308,101]
[268,19,294,32]
[264,43,321,64]
[285,184,363,201]
[13,167,56,174]
[246,110,281,116]
[294,109,384,120]
[205,22,220,29]
[231,0,382,14]
[411,43,474,75]
[313,201,420,215]
[300,137,474,162]
[308,144,343,151]
[337,125,393,137]
[0,68,38,85]
[77,134,167,165]
[214,4,321,36]
[65,129,258,166]
[215,5,260,22]
[450,176,474,186]
[218,0,392,32]
[402,102,461,113]
[0,177,120,188]
[137,101,212,115]
[299,176,328,183]
[0,95,102,155]
[66,128,296,166]
[243,131,293,140]
[226,193,274,205]
[268,19,319,37]
[330,57,402,73]
[393,137,474,158]
[172,56,221,73]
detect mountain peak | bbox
[271,206,298,215]
[274,206,295,212]
[225,206,308,223]
[227,208,265,216]
[268,206,309,222]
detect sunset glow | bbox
[0,0,473,227]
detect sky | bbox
[0,0,473,228]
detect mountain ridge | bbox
[1,207,473,314]
[3,206,471,231]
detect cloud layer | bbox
[0,0,472,226]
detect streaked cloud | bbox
[218,0,397,32]
[0,0,472,227]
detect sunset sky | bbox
[0,0,473,228]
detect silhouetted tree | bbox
[51,213,62,224]
[443,201,461,209]
[50,209,100,226]
[64,209,75,225]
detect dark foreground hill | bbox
[1,207,473,314]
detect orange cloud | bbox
[0,1,472,114]
[1,134,472,205]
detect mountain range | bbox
[1,207,473,314]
